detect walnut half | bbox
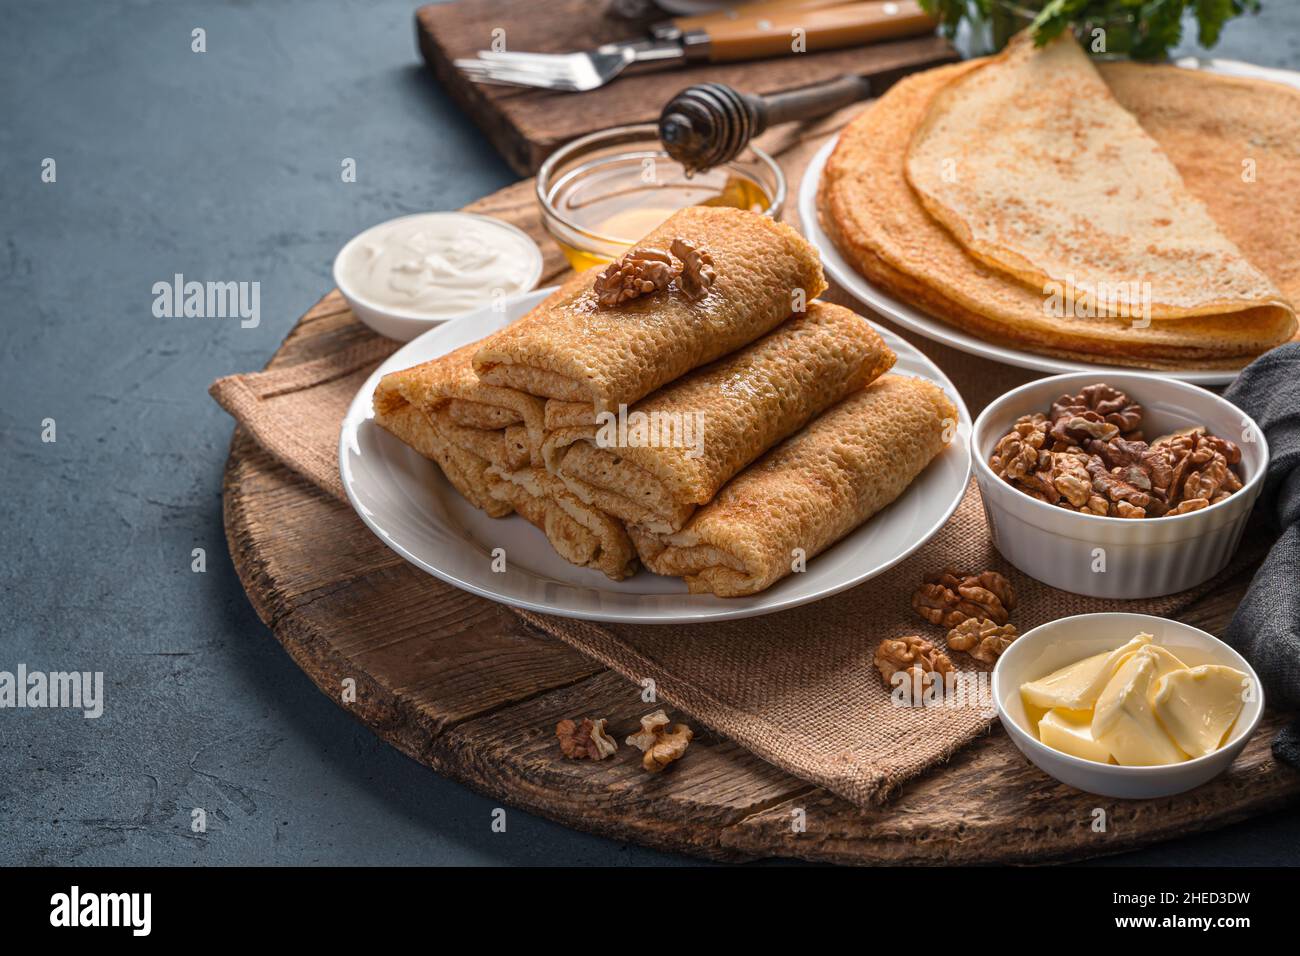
[946,617,1019,664]
[912,569,1016,628]
[556,717,618,761]
[593,247,677,307]
[625,710,694,772]
[1050,384,1143,436]
[670,238,716,301]
[874,635,954,695]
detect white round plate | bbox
[339,288,973,624]
[797,61,1300,388]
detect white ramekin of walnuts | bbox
[972,373,1268,599]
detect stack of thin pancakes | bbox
[818,32,1298,369]
[373,205,957,596]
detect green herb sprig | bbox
[918,0,1261,59]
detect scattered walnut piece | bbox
[625,710,693,772]
[946,617,1019,664]
[912,569,1016,628]
[670,238,716,301]
[593,246,677,307]
[874,634,954,694]
[556,717,618,761]
[625,710,670,752]
[644,725,693,772]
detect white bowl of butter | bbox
[333,212,544,342]
[993,612,1263,799]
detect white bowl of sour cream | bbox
[333,212,544,341]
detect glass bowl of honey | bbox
[536,123,786,272]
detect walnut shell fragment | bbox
[625,710,693,772]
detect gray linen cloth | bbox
[1222,343,1300,764]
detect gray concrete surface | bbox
[1,0,1297,866]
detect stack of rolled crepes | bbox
[373,205,957,596]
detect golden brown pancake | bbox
[373,340,548,517]
[473,206,827,412]
[488,467,637,581]
[541,301,896,533]
[1102,60,1300,333]
[632,375,955,597]
[372,384,511,517]
[818,62,1296,366]
[905,34,1289,323]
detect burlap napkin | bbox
[211,336,397,500]
[209,115,1266,807]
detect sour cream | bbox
[336,212,543,319]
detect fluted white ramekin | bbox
[973,372,1267,599]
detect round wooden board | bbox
[221,289,1300,865]
[221,151,1299,863]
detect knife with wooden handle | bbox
[696,1,938,63]
[654,0,852,40]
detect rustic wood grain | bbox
[220,125,1300,865]
[415,0,957,174]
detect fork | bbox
[457,40,697,93]
[456,1,938,92]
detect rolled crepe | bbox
[541,301,897,533]
[632,375,956,597]
[373,341,546,517]
[488,467,637,581]
[473,205,827,412]
[371,391,511,517]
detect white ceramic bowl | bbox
[973,372,1267,599]
[994,613,1264,799]
[332,212,544,342]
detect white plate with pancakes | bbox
[799,58,1300,387]
[340,288,972,624]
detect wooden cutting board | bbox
[415,0,957,174]
[219,121,1300,863]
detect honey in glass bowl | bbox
[537,124,786,272]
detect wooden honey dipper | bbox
[657,75,872,173]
